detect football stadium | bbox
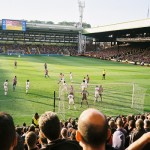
[0,1,150,150]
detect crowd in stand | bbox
[1,110,150,150]
[85,44,150,65]
[0,43,150,65]
[0,43,78,55]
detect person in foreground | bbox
[0,112,17,150]
[125,132,150,150]
[39,111,82,150]
[76,108,116,150]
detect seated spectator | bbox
[76,108,116,150]
[25,131,39,150]
[0,112,17,150]
[39,111,82,150]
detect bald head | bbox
[78,108,106,128]
[78,108,108,148]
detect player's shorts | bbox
[13,82,17,86]
[69,99,74,104]
[82,96,87,100]
[95,92,99,98]
[26,86,29,90]
[4,87,8,91]
[81,86,85,91]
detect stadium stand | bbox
[0,43,78,55]
[84,43,150,66]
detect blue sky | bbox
[0,0,149,27]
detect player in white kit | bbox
[61,81,68,93]
[4,80,8,95]
[26,80,30,94]
[81,80,86,91]
[68,93,76,110]
[70,72,73,82]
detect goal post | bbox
[131,83,146,113]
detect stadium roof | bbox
[0,20,82,33]
[26,23,82,32]
[83,18,150,42]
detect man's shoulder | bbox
[41,139,82,150]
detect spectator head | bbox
[126,115,133,123]
[0,112,16,150]
[25,131,37,149]
[144,119,150,129]
[128,120,135,129]
[76,108,109,149]
[23,122,26,127]
[116,118,123,128]
[39,131,48,149]
[39,111,61,141]
[34,113,39,120]
[70,129,76,140]
[140,115,145,121]
[147,114,150,120]
[28,124,35,132]
[136,119,144,130]
[61,128,68,139]
[108,120,116,129]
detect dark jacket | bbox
[40,139,82,150]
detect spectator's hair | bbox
[15,127,23,136]
[136,119,144,130]
[39,136,48,146]
[39,111,60,141]
[80,120,108,147]
[108,120,116,129]
[28,124,35,132]
[70,129,76,140]
[129,120,135,128]
[126,115,132,122]
[144,119,150,128]
[0,112,16,150]
[34,113,39,119]
[25,131,37,148]
[140,115,145,121]
[61,128,68,139]
[116,118,123,127]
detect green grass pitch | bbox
[0,55,149,125]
